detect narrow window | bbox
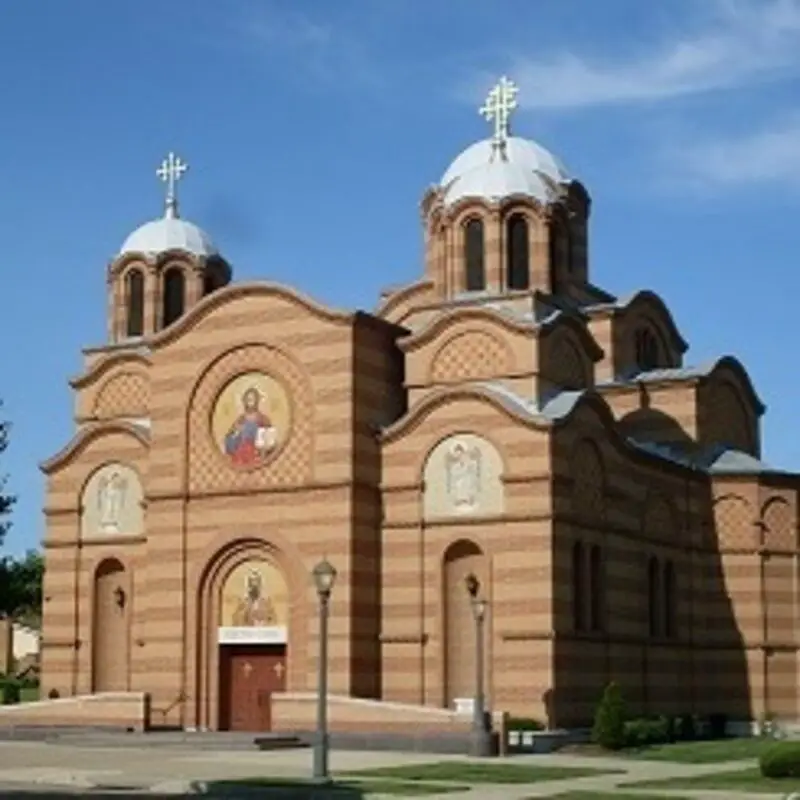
[572,541,585,631]
[506,214,529,290]
[648,556,661,637]
[464,218,485,291]
[548,218,561,294]
[635,329,660,371]
[125,269,144,337]
[162,268,185,328]
[589,545,603,632]
[664,560,676,638]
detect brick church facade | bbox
[40,80,799,732]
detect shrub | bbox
[707,712,728,740]
[759,741,800,779]
[676,713,698,741]
[507,717,545,732]
[624,716,671,748]
[47,688,60,700]
[592,682,627,751]
[0,677,21,705]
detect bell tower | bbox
[107,152,232,344]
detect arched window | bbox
[548,218,562,294]
[464,218,485,291]
[162,268,185,328]
[635,328,660,371]
[589,545,603,632]
[648,556,661,637]
[125,269,144,337]
[572,541,585,631]
[506,214,529,290]
[664,560,677,638]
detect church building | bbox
[40,78,800,733]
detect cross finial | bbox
[156,152,188,219]
[479,76,519,154]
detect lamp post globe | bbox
[312,558,337,598]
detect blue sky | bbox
[1,0,800,555]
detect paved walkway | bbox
[0,739,791,797]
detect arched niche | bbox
[423,433,504,520]
[81,463,144,539]
[92,557,130,692]
[442,539,486,708]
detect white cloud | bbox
[504,0,800,110]
[670,115,800,188]
[231,4,380,89]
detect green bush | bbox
[707,712,728,740]
[759,741,800,778]
[0,678,21,705]
[624,716,671,748]
[592,682,627,750]
[507,717,545,732]
[676,713,698,741]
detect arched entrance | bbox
[443,539,485,708]
[215,558,290,731]
[92,557,129,692]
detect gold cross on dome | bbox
[156,152,188,218]
[480,76,519,150]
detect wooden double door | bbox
[218,644,287,731]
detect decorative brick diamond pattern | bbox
[429,331,511,384]
[713,495,755,549]
[761,498,795,550]
[187,344,313,493]
[570,439,605,519]
[93,371,150,419]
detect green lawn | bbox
[625,736,774,763]
[629,766,800,793]
[547,794,685,800]
[211,778,467,796]
[343,761,619,784]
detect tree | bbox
[592,681,628,751]
[0,401,15,548]
[0,551,43,621]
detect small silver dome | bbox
[120,217,217,257]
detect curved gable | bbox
[622,290,689,355]
[148,281,353,351]
[381,385,548,445]
[71,351,151,390]
[700,357,764,456]
[40,421,150,475]
[376,280,435,326]
[539,312,604,364]
[400,306,535,353]
[707,356,766,416]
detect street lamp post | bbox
[465,572,492,757]
[311,558,337,783]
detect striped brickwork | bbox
[39,222,800,737]
[41,283,403,731]
[381,392,554,722]
[550,396,800,726]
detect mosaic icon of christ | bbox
[223,386,277,468]
[232,569,278,627]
